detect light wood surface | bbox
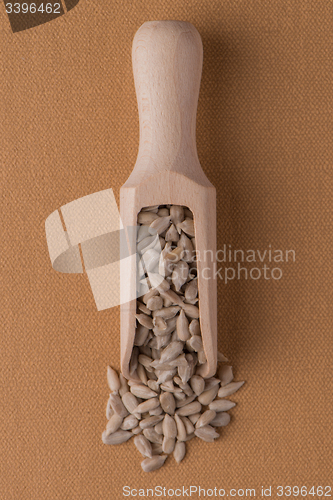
[120,20,217,380]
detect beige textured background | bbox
[1,1,332,499]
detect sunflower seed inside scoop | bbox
[106,395,113,420]
[139,415,164,430]
[154,422,164,435]
[204,377,221,391]
[137,224,151,242]
[134,325,150,346]
[170,205,184,225]
[165,223,180,242]
[181,416,195,434]
[136,313,153,330]
[150,405,163,416]
[189,319,200,336]
[153,306,180,320]
[197,385,219,406]
[119,374,130,397]
[147,380,160,393]
[184,278,198,301]
[176,394,196,408]
[149,216,171,235]
[188,412,201,425]
[137,363,148,384]
[180,303,199,319]
[177,218,195,237]
[138,212,159,225]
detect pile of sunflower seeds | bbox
[102,205,245,472]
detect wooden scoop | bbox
[120,20,217,380]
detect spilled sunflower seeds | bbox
[102,205,245,472]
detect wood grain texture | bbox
[120,21,217,380]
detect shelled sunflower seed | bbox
[102,205,245,472]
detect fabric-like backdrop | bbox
[0,1,332,498]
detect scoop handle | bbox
[130,20,207,185]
